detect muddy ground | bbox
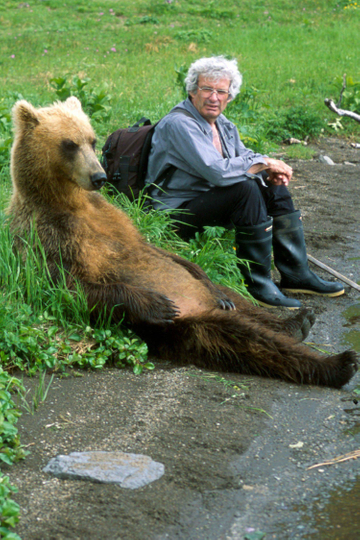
[6,138,360,540]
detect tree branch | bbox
[324,98,360,123]
[337,73,347,107]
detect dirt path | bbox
[6,138,360,540]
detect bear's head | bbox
[10,97,107,203]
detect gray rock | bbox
[43,451,165,489]
[318,155,335,165]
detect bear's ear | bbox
[64,96,83,111]
[12,100,40,130]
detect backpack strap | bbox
[152,107,195,189]
[169,107,195,119]
[128,117,151,133]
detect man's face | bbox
[189,75,231,123]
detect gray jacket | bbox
[145,98,268,210]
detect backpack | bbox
[101,109,194,200]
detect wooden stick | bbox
[307,449,360,470]
[307,254,360,292]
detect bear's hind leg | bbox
[245,307,316,342]
[322,350,359,389]
[216,286,315,342]
[165,312,357,387]
[281,308,316,342]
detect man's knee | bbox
[263,184,295,216]
[231,179,263,201]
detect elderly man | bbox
[145,56,344,308]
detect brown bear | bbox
[7,97,358,388]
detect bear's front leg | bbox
[81,281,180,325]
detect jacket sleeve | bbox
[165,116,268,187]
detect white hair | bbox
[184,56,242,101]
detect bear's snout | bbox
[91,171,107,190]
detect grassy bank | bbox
[1,1,360,132]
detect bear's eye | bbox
[91,139,97,151]
[61,139,79,153]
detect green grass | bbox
[1,1,360,131]
[283,144,317,160]
[1,0,359,170]
[1,1,360,537]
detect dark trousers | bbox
[172,178,295,241]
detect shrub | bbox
[332,75,360,114]
[0,369,26,540]
[263,106,324,141]
[0,101,14,174]
[175,29,213,43]
[49,76,112,134]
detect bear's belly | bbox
[126,254,217,318]
[164,286,214,318]
[79,240,218,318]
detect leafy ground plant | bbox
[0,473,21,540]
[0,370,26,467]
[263,105,324,142]
[18,371,54,415]
[0,369,25,540]
[332,74,360,114]
[50,76,112,135]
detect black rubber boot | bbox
[235,219,301,309]
[273,211,345,297]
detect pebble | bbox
[319,155,335,165]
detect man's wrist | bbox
[247,163,268,175]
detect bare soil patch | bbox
[6,138,360,540]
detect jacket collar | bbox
[173,97,233,135]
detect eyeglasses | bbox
[197,86,230,99]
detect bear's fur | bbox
[7,98,358,387]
